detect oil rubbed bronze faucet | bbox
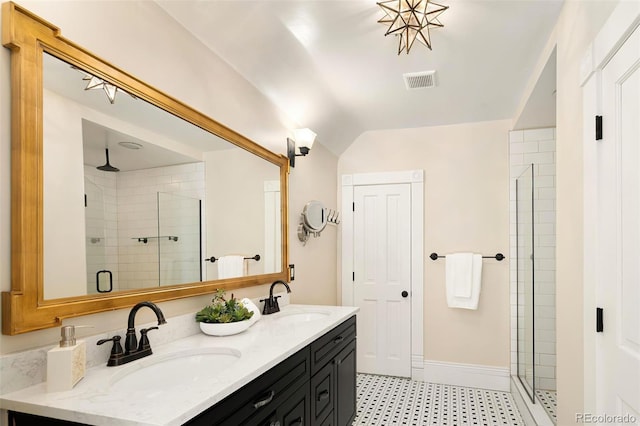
[261,280,291,315]
[97,301,167,366]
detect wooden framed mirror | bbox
[2,2,290,335]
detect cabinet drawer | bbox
[310,360,334,424]
[310,316,356,374]
[186,346,310,426]
[279,381,310,426]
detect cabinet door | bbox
[278,381,310,426]
[310,360,334,424]
[319,411,335,426]
[335,339,357,426]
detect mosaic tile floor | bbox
[535,389,557,423]
[354,374,525,426]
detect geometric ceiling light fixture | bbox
[72,66,137,104]
[377,0,449,55]
[287,128,317,168]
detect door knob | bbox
[401,291,409,298]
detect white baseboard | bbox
[423,360,511,392]
[411,354,424,381]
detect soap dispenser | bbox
[47,325,86,392]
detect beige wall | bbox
[289,142,339,306]
[338,119,511,368]
[0,2,337,354]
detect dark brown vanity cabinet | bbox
[186,346,311,426]
[8,316,357,426]
[309,316,357,426]
[187,315,356,426]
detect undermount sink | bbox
[109,347,241,392]
[274,311,329,324]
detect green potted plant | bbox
[196,290,255,336]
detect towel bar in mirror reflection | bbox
[429,252,505,261]
[204,255,261,263]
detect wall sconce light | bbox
[287,128,317,168]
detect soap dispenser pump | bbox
[47,325,87,392]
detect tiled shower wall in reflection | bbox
[84,163,204,292]
[509,128,557,392]
[84,166,118,294]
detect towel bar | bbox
[429,252,504,261]
[204,254,261,263]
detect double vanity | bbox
[2,304,358,426]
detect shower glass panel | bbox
[158,192,202,286]
[516,164,535,402]
[84,178,111,294]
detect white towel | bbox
[217,255,245,279]
[445,253,483,309]
[241,298,261,326]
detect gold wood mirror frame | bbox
[2,2,290,335]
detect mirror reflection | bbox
[42,52,281,300]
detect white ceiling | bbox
[156,0,563,155]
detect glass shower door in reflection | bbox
[516,165,535,401]
[157,192,202,286]
[84,177,117,294]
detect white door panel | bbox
[354,184,411,377]
[598,24,640,420]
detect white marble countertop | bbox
[0,304,359,426]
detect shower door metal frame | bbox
[516,164,535,403]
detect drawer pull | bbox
[253,390,276,409]
[261,415,279,426]
[317,390,330,401]
[332,335,344,344]
[288,417,303,426]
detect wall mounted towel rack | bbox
[204,254,261,263]
[133,236,178,244]
[429,252,505,261]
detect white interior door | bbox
[597,24,640,421]
[353,183,411,377]
[263,180,281,274]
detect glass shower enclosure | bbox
[84,185,202,294]
[516,165,535,399]
[516,163,557,423]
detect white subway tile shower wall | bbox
[509,128,556,392]
[116,163,204,290]
[83,163,204,292]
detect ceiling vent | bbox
[403,70,437,90]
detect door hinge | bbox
[596,307,603,332]
[352,272,355,281]
[352,202,355,212]
[595,115,603,140]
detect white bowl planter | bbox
[199,320,251,336]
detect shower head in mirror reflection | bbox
[297,200,340,246]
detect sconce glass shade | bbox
[293,128,317,149]
[288,128,317,168]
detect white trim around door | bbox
[341,170,424,381]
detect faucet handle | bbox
[138,327,159,352]
[272,296,281,313]
[97,335,124,366]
